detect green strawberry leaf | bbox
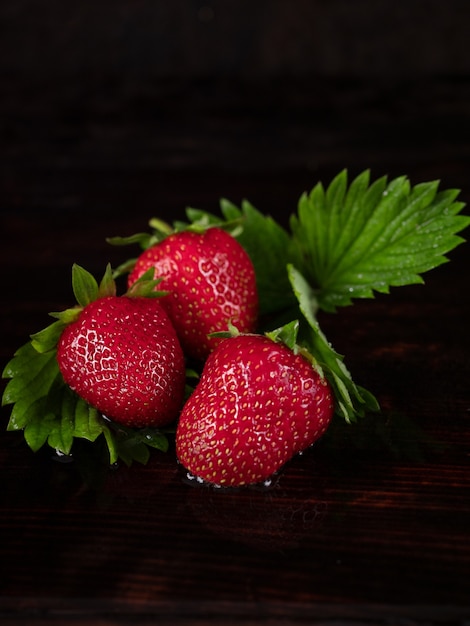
[290,169,470,312]
[287,264,380,422]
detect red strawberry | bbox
[57,295,186,428]
[176,333,335,487]
[127,227,258,361]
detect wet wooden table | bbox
[1,78,469,624]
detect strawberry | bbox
[175,332,335,487]
[127,227,258,361]
[57,295,186,429]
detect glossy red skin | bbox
[176,334,335,487]
[127,228,258,361]
[57,296,186,428]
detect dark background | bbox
[1,0,470,224]
[3,1,470,78]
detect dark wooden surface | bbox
[1,77,470,625]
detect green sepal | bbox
[208,320,241,340]
[265,319,300,353]
[183,206,244,237]
[184,207,224,230]
[126,267,168,298]
[70,262,116,305]
[30,319,71,353]
[111,258,138,279]
[72,263,99,306]
[148,218,174,237]
[98,263,117,298]
[48,307,82,325]
[107,232,152,247]
[107,216,177,253]
[106,222,168,249]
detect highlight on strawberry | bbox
[2,169,469,481]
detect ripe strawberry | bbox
[57,295,186,428]
[176,333,335,487]
[127,227,258,361]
